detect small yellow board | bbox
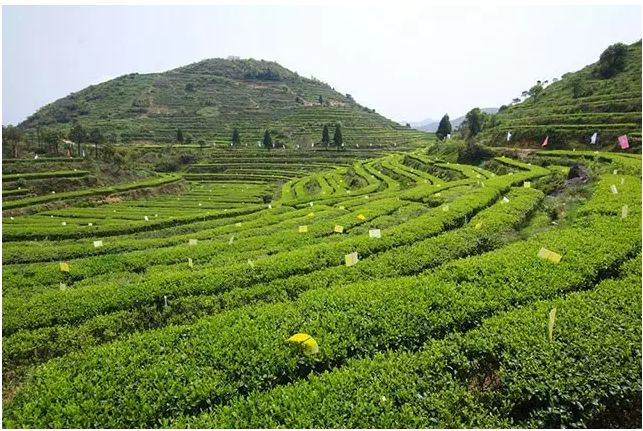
[334,225,344,233]
[298,225,308,233]
[59,262,70,273]
[537,247,562,264]
[287,333,319,355]
[345,252,359,267]
[356,214,366,221]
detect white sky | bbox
[2,4,642,125]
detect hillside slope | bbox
[18,58,429,148]
[482,40,641,148]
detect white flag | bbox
[590,132,597,145]
[506,131,512,142]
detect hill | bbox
[17,58,429,148]
[481,40,642,148]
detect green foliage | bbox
[595,43,628,79]
[436,114,452,140]
[321,124,330,146]
[231,128,240,145]
[262,129,273,149]
[176,128,184,143]
[333,124,343,149]
[463,107,484,137]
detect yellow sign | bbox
[59,262,70,272]
[345,252,359,266]
[338,206,345,210]
[334,225,344,233]
[622,205,629,219]
[188,239,198,246]
[548,307,557,341]
[188,258,193,268]
[523,182,531,188]
[287,333,319,355]
[93,240,103,248]
[298,225,308,233]
[357,214,366,221]
[369,229,381,238]
[537,247,562,264]
[610,185,618,194]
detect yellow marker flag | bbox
[228,236,234,245]
[298,225,308,233]
[475,222,482,230]
[248,259,255,269]
[537,247,562,264]
[368,229,381,238]
[334,225,344,233]
[357,214,366,221]
[523,182,531,188]
[188,258,193,268]
[93,240,103,248]
[622,205,629,219]
[610,185,618,194]
[345,252,359,267]
[188,239,198,246]
[59,262,70,272]
[548,307,557,341]
[287,333,319,355]
[338,206,345,210]
[235,222,242,227]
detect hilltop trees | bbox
[41,129,63,154]
[595,43,627,78]
[231,128,241,146]
[262,129,273,149]
[3,125,24,158]
[69,121,86,156]
[463,108,484,137]
[435,114,452,140]
[333,124,343,150]
[321,125,330,146]
[88,128,105,157]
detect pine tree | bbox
[321,125,330,146]
[435,114,452,140]
[262,129,273,149]
[231,128,240,146]
[333,124,343,151]
[176,128,184,143]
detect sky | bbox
[2,4,642,126]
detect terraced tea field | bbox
[2,148,641,428]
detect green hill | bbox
[18,58,429,148]
[482,40,641,149]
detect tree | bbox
[435,114,452,140]
[69,121,86,156]
[41,129,62,154]
[318,95,323,105]
[262,129,273,149]
[594,43,627,79]
[3,125,24,158]
[88,128,105,157]
[511,98,521,104]
[528,83,544,99]
[332,124,343,151]
[569,75,591,98]
[464,108,484,137]
[321,125,330,146]
[231,128,241,146]
[176,128,184,143]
